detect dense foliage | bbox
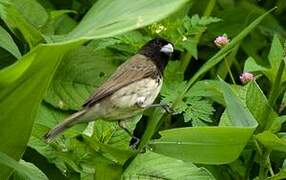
[0,0,285,179]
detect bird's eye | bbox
[160,43,174,54]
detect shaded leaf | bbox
[0,25,21,58]
[0,152,48,180]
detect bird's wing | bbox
[82,54,158,107]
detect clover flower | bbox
[239,72,254,84]
[214,34,230,47]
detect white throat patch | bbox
[160,43,174,54]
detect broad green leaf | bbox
[266,34,286,84]
[66,0,190,41]
[187,80,224,104]
[246,81,278,129]
[44,47,117,110]
[11,0,48,29]
[255,131,286,152]
[244,56,268,73]
[123,151,215,179]
[0,152,48,179]
[0,42,81,177]
[0,25,21,58]
[12,160,49,180]
[270,116,286,133]
[0,0,44,47]
[149,79,257,164]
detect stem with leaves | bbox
[138,7,277,153]
[180,0,216,72]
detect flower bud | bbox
[214,34,230,47]
[240,72,254,84]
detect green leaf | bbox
[0,25,21,58]
[187,80,224,104]
[149,79,257,164]
[244,56,267,73]
[183,97,215,125]
[0,42,81,177]
[66,0,190,40]
[12,160,49,180]
[87,115,142,151]
[255,131,286,152]
[0,152,48,179]
[122,151,215,179]
[244,35,286,85]
[246,81,278,129]
[0,0,44,47]
[11,0,48,29]
[44,47,117,110]
[266,34,286,84]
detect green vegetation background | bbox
[0,0,285,179]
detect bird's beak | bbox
[160,43,174,54]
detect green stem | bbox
[180,0,216,72]
[263,56,286,131]
[259,149,273,179]
[268,58,285,107]
[224,56,236,84]
[245,150,255,179]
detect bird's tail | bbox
[44,109,87,142]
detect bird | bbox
[44,37,174,144]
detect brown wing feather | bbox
[83,54,158,107]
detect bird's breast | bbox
[85,76,162,121]
[111,76,162,109]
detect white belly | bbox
[111,77,162,108]
[83,77,162,121]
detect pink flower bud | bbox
[240,72,254,84]
[214,34,230,47]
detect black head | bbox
[138,38,174,72]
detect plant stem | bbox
[224,56,236,84]
[180,0,216,72]
[263,54,286,131]
[245,150,255,179]
[268,58,285,107]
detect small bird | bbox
[44,38,174,143]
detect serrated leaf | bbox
[184,97,215,125]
